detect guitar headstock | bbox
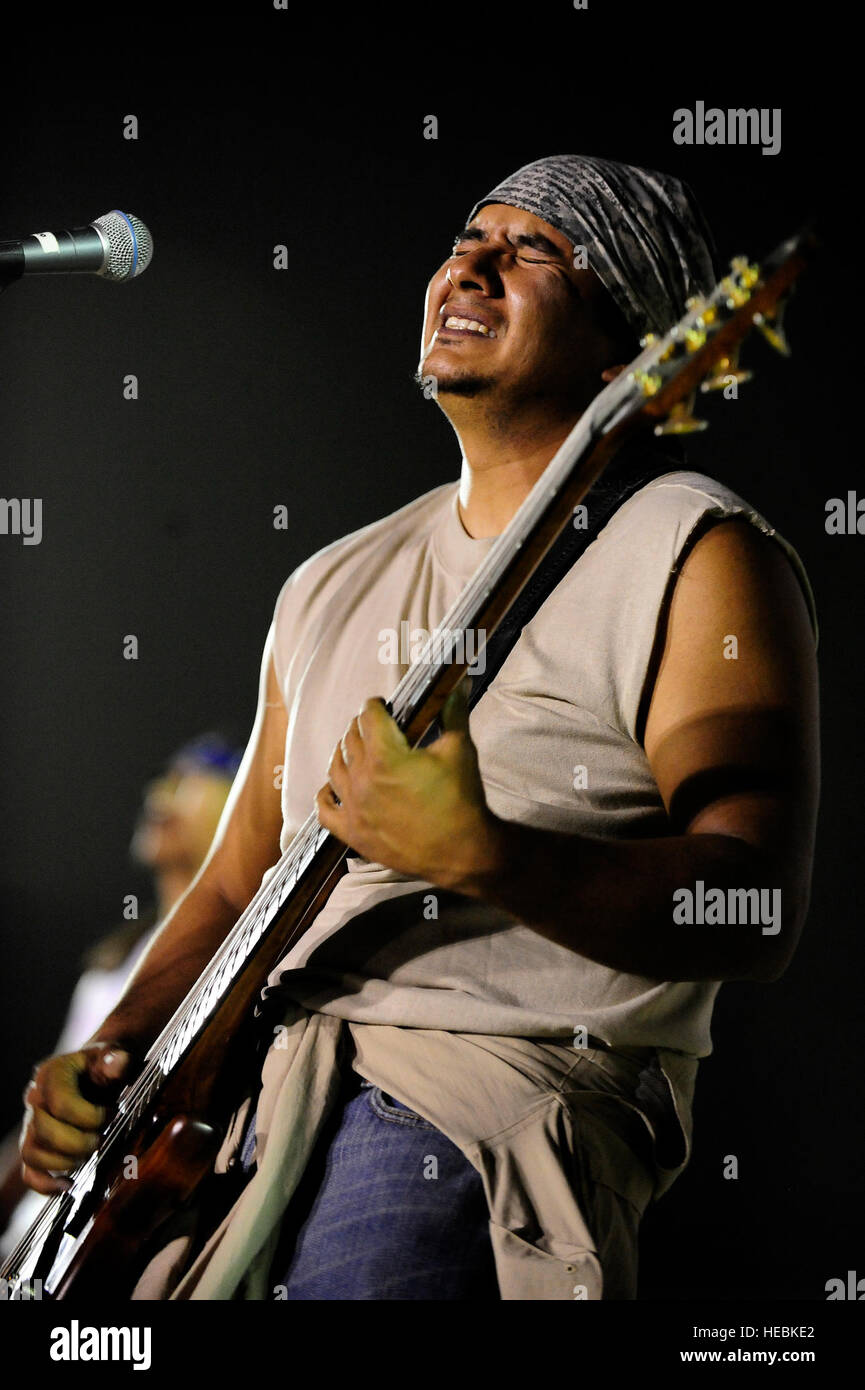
[600,228,817,438]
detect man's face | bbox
[130,767,232,873]
[418,203,634,413]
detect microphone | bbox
[0,211,153,283]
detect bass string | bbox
[0,1190,65,1277]
[92,802,338,1166]
[28,801,347,1246]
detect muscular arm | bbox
[457,520,819,982]
[320,518,820,985]
[90,627,287,1053]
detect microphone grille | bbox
[92,211,154,282]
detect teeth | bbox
[444,316,496,338]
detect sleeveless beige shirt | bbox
[263,470,817,1067]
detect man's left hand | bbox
[315,681,500,891]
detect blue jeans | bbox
[245,1074,499,1300]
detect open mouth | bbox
[439,316,497,339]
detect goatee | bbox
[412,369,493,398]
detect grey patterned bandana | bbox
[468,153,716,340]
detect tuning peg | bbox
[681,303,721,353]
[684,322,708,352]
[653,396,709,436]
[752,302,791,356]
[630,367,663,397]
[720,276,751,309]
[720,256,762,312]
[700,351,754,393]
[730,255,761,289]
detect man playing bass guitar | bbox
[16,155,819,1301]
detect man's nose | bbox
[446,246,501,294]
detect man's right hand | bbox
[19,1042,134,1194]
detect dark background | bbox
[0,9,859,1301]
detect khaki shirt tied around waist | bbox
[131,1009,695,1302]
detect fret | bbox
[222,932,247,979]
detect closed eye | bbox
[451,247,552,265]
[451,225,564,264]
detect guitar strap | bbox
[422,435,687,738]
